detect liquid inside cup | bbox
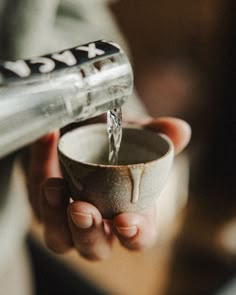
[59,124,171,166]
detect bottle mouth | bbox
[69,51,133,122]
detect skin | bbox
[28,117,191,261]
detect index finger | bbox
[142,117,191,154]
[28,130,61,218]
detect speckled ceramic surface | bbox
[58,124,174,218]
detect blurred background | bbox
[111,1,236,294]
[0,0,235,294]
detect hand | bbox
[28,117,191,260]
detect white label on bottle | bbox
[76,43,105,59]
[30,57,55,73]
[52,50,77,66]
[4,60,31,77]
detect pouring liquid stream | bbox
[107,107,122,165]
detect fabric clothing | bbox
[0,157,32,295]
[27,235,107,295]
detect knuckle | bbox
[123,240,143,251]
[78,250,103,261]
[76,235,94,246]
[121,236,153,251]
[74,235,111,261]
[45,231,71,254]
[78,247,110,261]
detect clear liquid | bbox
[107,107,122,165]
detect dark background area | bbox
[110,1,236,293]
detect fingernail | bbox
[70,212,93,229]
[44,188,63,207]
[116,226,137,238]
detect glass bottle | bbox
[0,40,133,158]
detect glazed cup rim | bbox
[58,123,174,169]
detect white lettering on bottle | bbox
[30,57,55,73]
[52,50,77,66]
[76,43,105,59]
[4,60,31,77]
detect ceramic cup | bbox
[58,123,174,218]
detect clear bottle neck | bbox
[0,41,133,158]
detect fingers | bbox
[41,178,157,256]
[41,178,73,253]
[28,131,61,219]
[143,117,191,154]
[41,178,114,259]
[68,201,113,261]
[30,130,61,180]
[113,207,158,251]
[29,117,190,259]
